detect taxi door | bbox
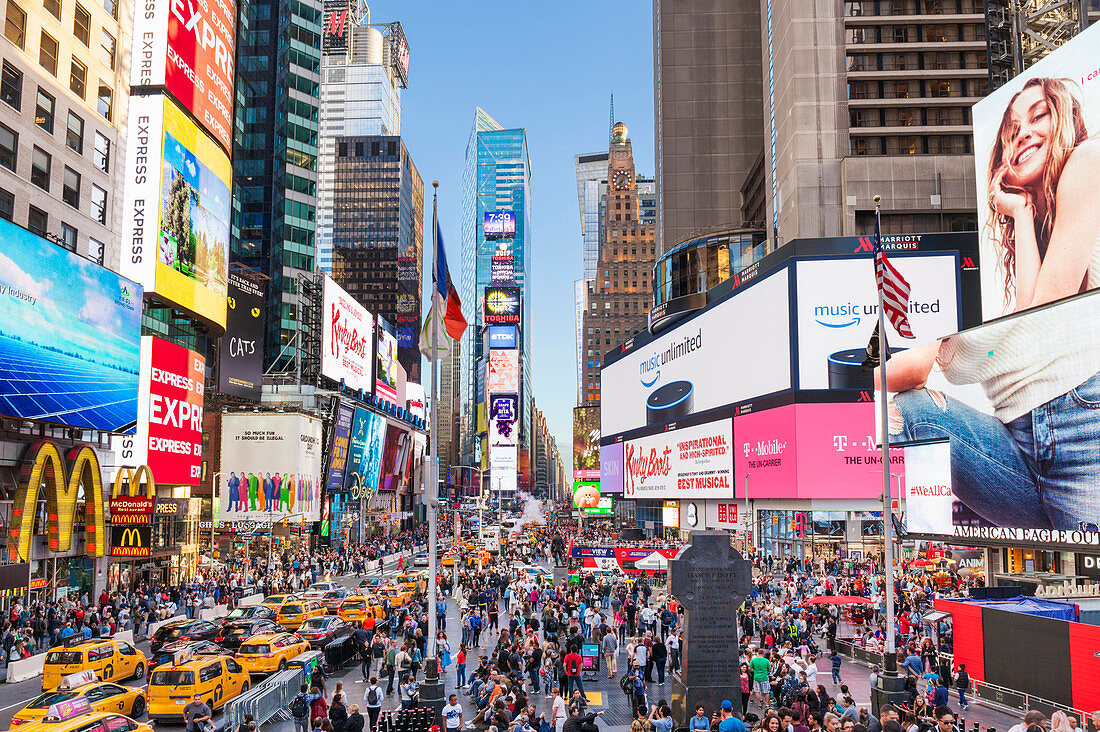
[89,643,119,682]
[197,660,228,709]
[84,683,131,714]
[224,657,250,698]
[114,641,144,679]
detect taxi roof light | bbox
[58,670,98,691]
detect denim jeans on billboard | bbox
[891,369,1100,531]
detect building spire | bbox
[609,90,614,143]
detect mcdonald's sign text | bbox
[109,466,156,522]
[111,525,152,558]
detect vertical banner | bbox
[218,273,264,399]
[133,336,206,486]
[326,403,355,493]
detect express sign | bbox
[134,337,205,485]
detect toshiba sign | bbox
[132,0,236,152]
[131,336,206,485]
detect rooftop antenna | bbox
[609,90,615,143]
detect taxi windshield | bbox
[45,650,84,664]
[150,669,195,686]
[342,599,364,609]
[239,643,270,654]
[26,690,77,708]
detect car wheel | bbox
[241,681,250,693]
[278,659,287,671]
[131,695,146,718]
[133,662,145,680]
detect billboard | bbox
[321,275,374,394]
[219,413,324,522]
[325,402,355,494]
[345,407,386,501]
[130,0,236,152]
[487,349,520,393]
[121,95,231,331]
[491,255,515,284]
[573,406,600,481]
[0,218,140,432]
[378,424,411,492]
[111,525,152,558]
[490,443,518,492]
[489,394,519,447]
[972,22,1100,323]
[375,318,399,402]
[218,272,263,400]
[484,211,516,237]
[600,442,624,494]
[133,336,205,486]
[484,286,521,324]
[601,268,791,437]
[321,0,350,55]
[488,326,516,349]
[622,418,733,499]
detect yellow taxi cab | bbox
[276,599,325,630]
[440,552,458,567]
[337,594,384,623]
[260,593,298,611]
[235,632,310,676]
[395,572,426,595]
[374,585,412,606]
[465,550,491,568]
[42,637,148,691]
[147,650,249,721]
[9,696,152,732]
[11,671,147,726]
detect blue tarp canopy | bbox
[950,595,1077,622]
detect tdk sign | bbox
[488,326,517,349]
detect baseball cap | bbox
[721,701,733,711]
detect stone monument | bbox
[668,531,752,725]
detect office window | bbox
[96,81,111,120]
[31,146,50,190]
[27,205,46,236]
[93,131,109,171]
[0,62,19,109]
[100,29,115,68]
[90,183,105,223]
[39,31,58,75]
[73,4,90,45]
[0,187,12,221]
[89,236,103,262]
[66,111,84,153]
[63,166,80,207]
[35,88,54,132]
[69,57,86,98]
[4,0,24,48]
[43,0,60,18]
[0,122,15,170]
[59,222,76,251]
[102,0,115,18]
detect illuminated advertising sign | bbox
[345,407,386,500]
[111,525,152,558]
[484,286,521,324]
[491,255,515,284]
[489,395,519,448]
[490,443,517,493]
[325,403,355,494]
[322,0,349,56]
[573,406,600,481]
[218,272,263,400]
[121,95,231,331]
[0,218,141,432]
[7,441,107,562]
[321,275,374,394]
[133,336,205,486]
[109,465,156,525]
[487,349,520,393]
[600,442,624,494]
[622,418,733,499]
[130,0,236,152]
[488,326,516,349]
[973,22,1100,322]
[483,211,515,237]
[375,318,399,402]
[219,413,324,522]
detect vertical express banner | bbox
[218,273,264,400]
[133,336,206,486]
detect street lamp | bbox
[209,472,223,562]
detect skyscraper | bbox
[460,108,533,493]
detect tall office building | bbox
[436,337,462,476]
[231,0,322,371]
[653,0,764,255]
[329,135,423,379]
[0,0,130,266]
[580,122,656,406]
[460,108,533,491]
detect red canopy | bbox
[804,595,873,605]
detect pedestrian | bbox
[184,693,213,732]
[346,706,365,732]
[954,664,970,711]
[363,677,384,731]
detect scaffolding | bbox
[985,0,1092,91]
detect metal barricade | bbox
[225,667,305,730]
[323,635,358,670]
[377,707,436,732]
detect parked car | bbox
[215,618,281,652]
[294,615,354,649]
[150,619,220,653]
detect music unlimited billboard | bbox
[322,275,374,394]
[131,0,236,152]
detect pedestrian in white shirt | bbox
[551,687,567,732]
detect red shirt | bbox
[564,652,582,676]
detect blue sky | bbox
[370,1,656,468]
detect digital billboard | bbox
[489,394,519,448]
[321,275,374,394]
[134,336,205,485]
[325,402,355,494]
[573,406,600,481]
[345,407,386,501]
[375,317,399,402]
[121,94,231,331]
[0,218,141,432]
[484,286,521,324]
[491,255,515,284]
[219,413,324,522]
[600,268,791,438]
[488,326,516,350]
[490,443,518,493]
[973,22,1100,323]
[321,0,350,56]
[130,0,236,152]
[218,272,263,400]
[487,349,520,393]
[378,424,411,492]
[622,418,733,499]
[601,442,624,494]
[483,211,516,237]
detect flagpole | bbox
[428,182,440,662]
[874,194,898,677]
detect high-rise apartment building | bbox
[580,122,656,406]
[0,0,129,266]
[329,135,423,379]
[653,0,764,255]
[231,0,322,371]
[460,108,533,491]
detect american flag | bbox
[874,215,915,339]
